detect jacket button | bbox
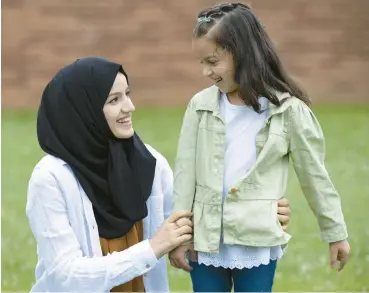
[231,188,237,193]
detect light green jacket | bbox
[173,85,348,253]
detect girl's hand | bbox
[329,239,350,271]
[169,243,197,272]
[277,198,291,231]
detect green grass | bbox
[2,105,369,291]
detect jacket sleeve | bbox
[173,98,200,216]
[289,100,348,243]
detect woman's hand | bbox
[149,211,193,259]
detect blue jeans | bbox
[189,260,277,292]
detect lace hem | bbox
[198,253,283,269]
[197,245,287,270]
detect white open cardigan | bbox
[26,145,173,292]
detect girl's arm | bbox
[173,99,200,217]
[289,100,348,243]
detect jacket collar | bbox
[194,86,293,118]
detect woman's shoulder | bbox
[32,154,71,173]
[29,155,76,187]
[35,154,68,168]
[145,145,170,167]
[144,144,172,175]
[26,155,79,215]
[145,144,163,160]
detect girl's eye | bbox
[208,60,218,65]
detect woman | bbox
[26,57,291,292]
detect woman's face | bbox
[103,72,135,139]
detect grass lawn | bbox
[2,104,369,291]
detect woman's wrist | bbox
[149,238,166,259]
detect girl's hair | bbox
[193,2,311,112]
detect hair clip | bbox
[197,16,212,23]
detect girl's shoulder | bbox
[285,95,317,123]
[189,85,219,111]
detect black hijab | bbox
[37,57,156,239]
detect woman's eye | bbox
[109,97,118,104]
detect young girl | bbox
[169,3,350,292]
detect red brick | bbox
[2,0,369,108]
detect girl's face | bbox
[192,37,238,94]
[103,72,135,139]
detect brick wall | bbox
[2,0,369,108]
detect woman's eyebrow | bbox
[108,92,122,97]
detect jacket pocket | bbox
[192,200,223,253]
[223,189,290,247]
[192,185,223,252]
